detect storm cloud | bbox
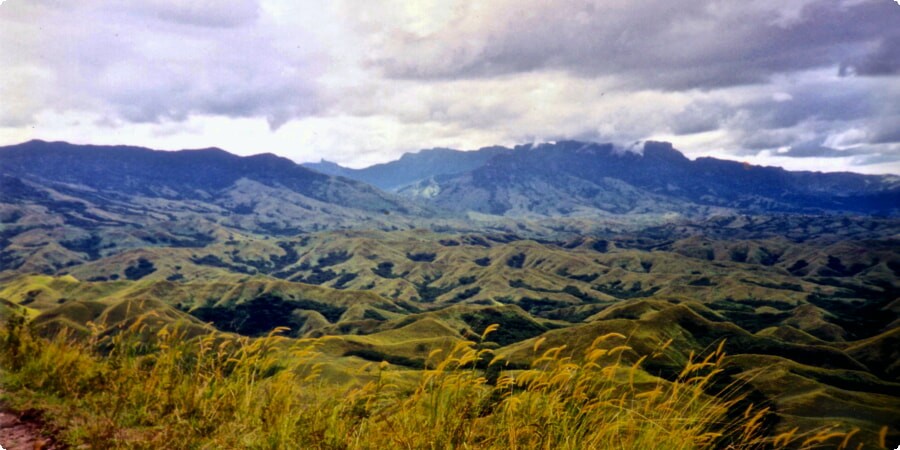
[349,0,898,89]
[0,0,898,174]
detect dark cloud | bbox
[739,131,798,152]
[738,84,874,130]
[870,119,900,144]
[781,142,856,158]
[853,151,900,166]
[137,1,261,28]
[664,73,896,162]
[670,103,727,135]
[842,34,900,76]
[359,0,900,90]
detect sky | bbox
[1,0,898,174]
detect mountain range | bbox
[2,139,421,214]
[303,146,512,191]
[310,140,900,217]
[4,140,897,224]
[3,138,897,277]
[1,139,899,447]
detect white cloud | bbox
[0,0,897,174]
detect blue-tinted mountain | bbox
[398,141,900,217]
[3,139,897,225]
[302,159,357,179]
[303,146,512,191]
[0,140,423,215]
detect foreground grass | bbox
[0,314,871,449]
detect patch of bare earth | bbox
[0,393,63,450]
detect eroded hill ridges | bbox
[3,225,898,343]
[2,227,898,445]
[4,211,898,292]
[2,272,898,446]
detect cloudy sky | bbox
[1,0,898,173]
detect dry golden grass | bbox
[0,313,872,449]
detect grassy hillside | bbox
[1,213,897,447]
[1,263,896,447]
[2,315,883,449]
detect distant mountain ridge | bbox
[3,139,898,224]
[308,140,900,217]
[303,146,512,191]
[0,140,437,271]
[0,140,421,215]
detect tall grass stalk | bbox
[0,314,868,449]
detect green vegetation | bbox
[191,294,346,336]
[506,252,526,268]
[2,316,876,449]
[124,258,156,280]
[372,261,399,278]
[414,273,453,303]
[316,250,353,267]
[1,218,897,447]
[406,251,437,262]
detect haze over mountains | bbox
[307,140,900,217]
[1,139,897,234]
[4,139,898,220]
[304,146,513,191]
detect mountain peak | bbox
[246,152,291,164]
[641,141,689,162]
[398,147,459,160]
[396,139,898,216]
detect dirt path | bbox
[0,392,63,450]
